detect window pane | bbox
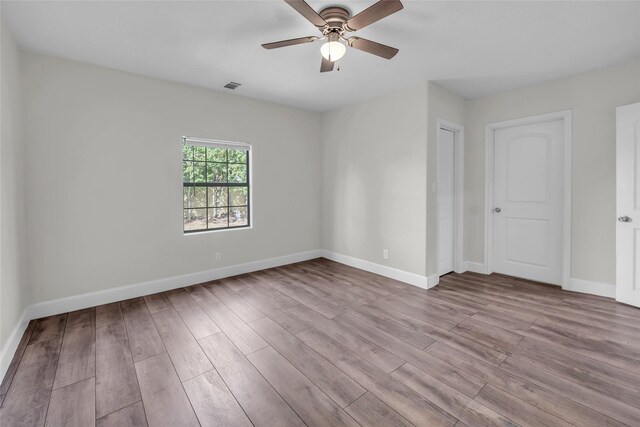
[228,149,247,163]
[208,187,228,207]
[229,187,248,206]
[183,161,192,182]
[182,145,193,161]
[183,187,194,209]
[229,207,248,227]
[208,207,228,229]
[184,208,206,231]
[193,187,207,207]
[207,163,227,183]
[193,162,207,183]
[207,147,227,162]
[194,146,207,161]
[228,163,247,183]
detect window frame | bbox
[182,137,252,234]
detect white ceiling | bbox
[3,1,640,112]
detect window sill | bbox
[183,226,252,236]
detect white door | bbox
[492,119,565,285]
[438,128,455,275]
[616,102,640,307]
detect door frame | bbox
[437,119,465,274]
[483,110,572,287]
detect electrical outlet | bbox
[383,249,389,260]
[215,252,221,262]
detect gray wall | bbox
[322,83,429,276]
[21,51,322,303]
[465,60,640,285]
[1,21,29,353]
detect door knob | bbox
[494,207,501,213]
[618,216,632,223]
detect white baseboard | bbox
[0,310,30,383]
[427,274,440,288]
[564,278,616,298]
[0,249,322,382]
[26,250,323,320]
[463,261,488,274]
[320,250,436,290]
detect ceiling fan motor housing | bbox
[319,7,350,34]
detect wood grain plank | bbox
[391,364,517,427]
[297,328,456,427]
[475,384,572,427]
[29,314,67,344]
[96,303,123,329]
[53,308,95,389]
[96,402,147,427]
[185,285,267,355]
[521,323,640,374]
[345,306,485,398]
[235,274,301,309]
[345,392,414,427]
[335,312,490,399]
[198,332,305,427]
[45,377,95,427]
[134,353,199,427]
[183,370,252,427]
[426,340,627,427]
[516,336,640,393]
[0,337,62,427]
[248,316,366,408]
[254,270,348,318]
[452,318,523,354]
[288,304,404,373]
[501,355,640,426]
[350,304,436,349]
[143,293,171,314]
[204,280,265,322]
[277,265,373,308]
[120,298,165,362]
[373,298,458,330]
[95,322,141,419]
[247,346,360,427]
[223,279,310,334]
[165,288,220,339]
[150,308,212,381]
[0,320,37,398]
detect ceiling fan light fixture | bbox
[320,41,346,61]
[320,33,346,62]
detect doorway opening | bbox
[437,119,464,277]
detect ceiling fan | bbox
[262,0,403,72]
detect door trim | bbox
[483,110,572,287]
[437,119,465,274]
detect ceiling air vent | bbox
[224,81,242,90]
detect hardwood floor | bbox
[1,258,640,426]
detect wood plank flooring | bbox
[1,258,640,426]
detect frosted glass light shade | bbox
[320,41,346,61]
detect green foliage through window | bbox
[183,143,250,232]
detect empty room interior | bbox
[1,0,640,426]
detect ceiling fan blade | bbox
[320,56,334,73]
[284,0,327,29]
[344,0,403,32]
[347,37,398,59]
[262,36,319,49]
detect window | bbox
[182,137,250,233]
